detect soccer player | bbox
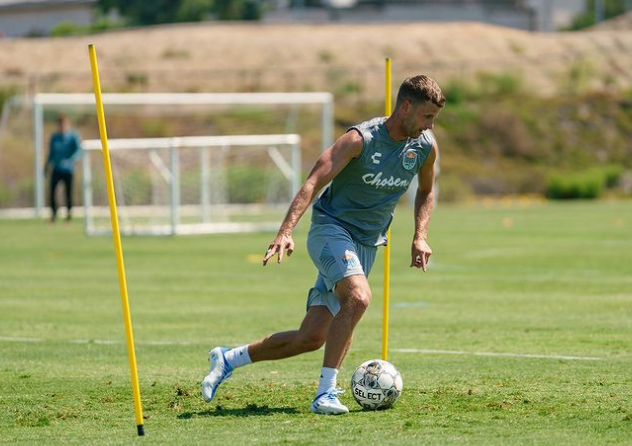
[203,75,445,414]
[45,113,82,223]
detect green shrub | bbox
[50,19,121,37]
[567,0,628,30]
[90,18,123,33]
[50,21,84,37]
[476,71,524,97]
[602,164,624,188]
[215,0,262,20]
[442,79,474,105]
[176,0,213,22]
[442,72,523,105]
[545,170,605,199]
[559,59,596,95]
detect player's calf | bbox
[295,330,326,353]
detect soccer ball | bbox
[350,359,403,410]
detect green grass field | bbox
[1,200,631,445]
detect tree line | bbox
[98,0,263,25]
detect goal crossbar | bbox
[82,134,301,151]
[31,92,333,106]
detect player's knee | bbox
[297,331,326,352]
[349,288,371,313]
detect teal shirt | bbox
[312,117,434,246]
[47,131,81,174]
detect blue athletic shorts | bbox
[306,222,378,316]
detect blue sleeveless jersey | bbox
[312,117,435,246]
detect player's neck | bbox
[384,116,407,142]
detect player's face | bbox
[404,100,442,138]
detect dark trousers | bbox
[50,170,73,220]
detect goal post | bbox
[82,134,301,236]
[26,92,334,218]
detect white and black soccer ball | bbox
[350,359,403,410]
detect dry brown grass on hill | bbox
[0,22,631,94]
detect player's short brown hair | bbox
[395,75,445,108]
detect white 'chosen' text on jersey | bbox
[362,172,410,189]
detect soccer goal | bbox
[5,92,333,219]
[82,134,301,236]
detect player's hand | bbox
[411,238,432,272]
[262,231,295,266]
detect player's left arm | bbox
[410,141,438,272]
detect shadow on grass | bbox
[178,403,299,419]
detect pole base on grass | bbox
[137,424,145,436]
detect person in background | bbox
[45,113,82,223]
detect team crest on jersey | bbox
[402,149,417,170]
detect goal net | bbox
[83,134,301,236]
[0,92,334,228]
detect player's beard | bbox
[400,105,420,138]
[404,116,421,138]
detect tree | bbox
[98,0,264,25]
[568,0,628,30]
[215,0,262,20]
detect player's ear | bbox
[402,99,414,115]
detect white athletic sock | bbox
[224,345,252,369]
[316,367,338,396]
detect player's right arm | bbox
[262,130,363,265]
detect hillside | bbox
[0,22,631,94]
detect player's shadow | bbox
[179,403,299,418]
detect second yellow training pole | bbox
[88,44,145,437]
[381,58,392,361]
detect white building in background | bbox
[267,0,588,32]
[0,0,96,37]
[524,0,585,31]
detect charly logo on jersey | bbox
[371,152,382,164]
[402,149,417,170]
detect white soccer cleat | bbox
[310,388,349,415]
[201,347,233,403]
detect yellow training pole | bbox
[381,57,392,361]
[88,44,145,437]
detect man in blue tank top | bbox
[203,75,445,414]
